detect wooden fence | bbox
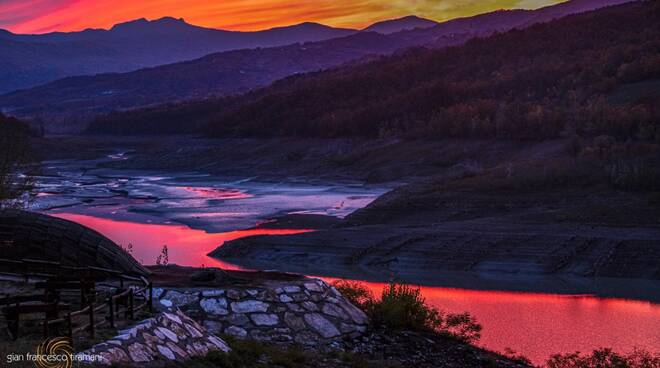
[0,258,153,341]
[44,280,153,340]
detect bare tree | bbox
[0,114,35,209]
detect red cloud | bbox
[0,0,560,34]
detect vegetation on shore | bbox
[547,348,660,368]
[1,280,658,367]
[200,1,658,141]
[333,280,481,343]
[0,113,35,209]
[187,337,394,368]
[332,281,660,368]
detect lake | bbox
[33,160,660,365]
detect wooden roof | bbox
[0,210,149,277]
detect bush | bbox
[502,348,532,366]
[0,114,35,209]
[370,283,442,333]
[609,159,660,191]
[333,280,482,343]
[438,311,482,343]
[333,280,374,308]
[546,348,660,368]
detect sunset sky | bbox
[0,0,563,34]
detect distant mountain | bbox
[0,0,637,133]
[363,16,438,34]
[188,1,654,141]
[393,0,636,48]
[0,18,356,93]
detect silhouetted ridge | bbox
[364,16,438,34]
[0,16,357,94]
[87,1,658,139]
[0,0,639,133]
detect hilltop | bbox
[0,0,635,133]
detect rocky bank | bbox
[150,268,368,345]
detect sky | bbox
[0,0,563,34]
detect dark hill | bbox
[197,1,659,141]
[0,18,356,94]
[0,0,634,133]
[86,1,659,140]
[364,16,438,34]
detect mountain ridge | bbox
[363,15,438,34]
[83,1,658,140]
[0,17,358,93]
[0,0,639,133]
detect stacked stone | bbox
[154,278,369,345]
[77,309,230,365]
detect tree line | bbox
[0,114,34,208]
[88,2,660,142]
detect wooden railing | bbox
[45,280,153,340]
[0,258,152,341]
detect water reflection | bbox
[53,213,660,365]
[320,277,660,364]
[53,213,310,270]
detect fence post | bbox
[128,289,134,320]
[11,301,20,340]
[89,305,95,339]
[66,313,72,339]
[108,298,115,328]
[80,285,86,308]
[148,283,153,313]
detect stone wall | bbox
[153,278,368,345]
[78,309,230,365]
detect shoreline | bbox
[32,135,660,302]
[216,255,660,303]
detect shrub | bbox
[502,348,532,366]
[370,283,442,333]
[546,348,660,368]
[333,280,374,308]
[609,159,660,191]
[0,114,35,209]
[333,280,482,343]
[439,311,482,343]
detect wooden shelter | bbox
[0,209,149,277]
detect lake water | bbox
[33,160,660,365]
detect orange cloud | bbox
[0,0,563,34]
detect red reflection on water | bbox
[321,277,660,365]
[53,213,310,270]
[176,186,252,199]
[50,213,660,364]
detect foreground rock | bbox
[150,267,368,345]
[77,309,229,366]
[111,327,529,368]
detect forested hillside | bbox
[201,1,659,140]
[88,1,659,141]
[6,0,633,134]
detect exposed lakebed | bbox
[31,155,660,365]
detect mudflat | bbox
[35,136,660,300]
